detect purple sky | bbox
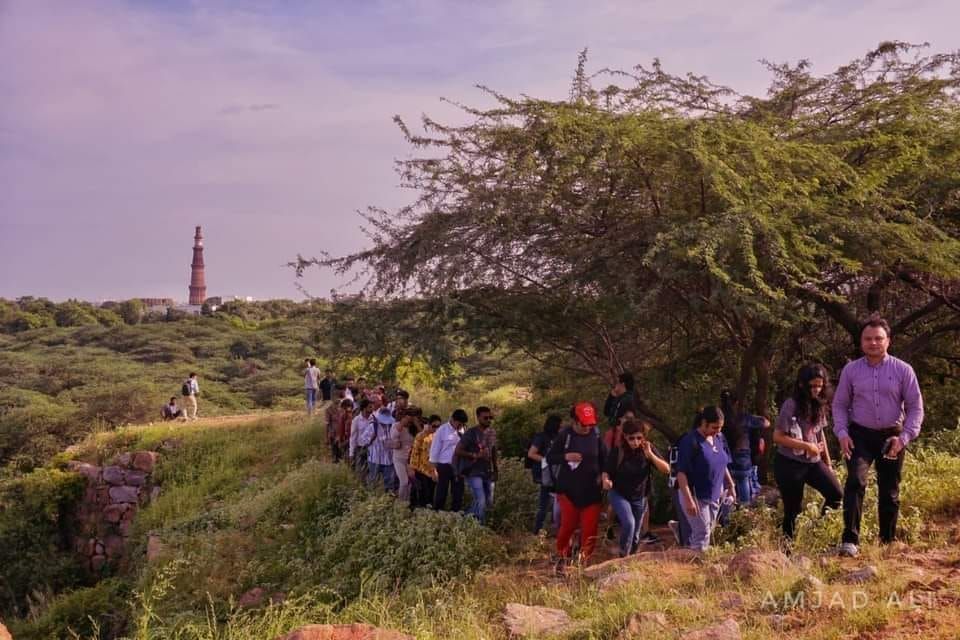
[1,0,957,302]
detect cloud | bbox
[1,0,958,300]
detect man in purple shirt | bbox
[832,316,924,557]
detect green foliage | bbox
[0,468,87,618]
[9,578,129,640]
[485,458,538,534]
[304,495,501,600]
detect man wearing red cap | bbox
[547,401,608,573]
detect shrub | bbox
[0,468,87,618]
[8,578,129,640]
[309,495,501,600]
[485,457,538,534]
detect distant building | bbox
[204,296,223,307]
[188,226,207,305]
[137,298,174,308]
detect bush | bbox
[485,458,538,534]
[9,578,129,640]
[309,495,501,600]
[0,468,87,618]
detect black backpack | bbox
[181,380,191,396]
[542,428,601,490]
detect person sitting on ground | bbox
[601,418,670,557]
[675,406,736,552]
[548,401,607,573]
[161,397,183,421]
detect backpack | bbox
[181,380,191,396]
[541,428,601,491]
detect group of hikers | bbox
[308,315,923,572]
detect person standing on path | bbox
[429,409,468,512]
[304,359,320,416]
[833,316,924,557]
[182,372,200,421]
[319,369,335,402]
[456,406,498,523]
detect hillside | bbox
[3,411,960,639]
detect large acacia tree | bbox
[303,43,960,435]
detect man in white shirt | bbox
[429,408,469,511]
[349,399,375,478]
[182,372,200,421]
[304,358,320,416]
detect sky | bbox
[1,0,958,302]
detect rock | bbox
[124,470,148,486]
[843,565,879,584]
[90,554,107,572]
[683,618,741,640]
[109,485,140,503]
[67,461,102,482]
[146,535,166,563]
[96,486,111,504]
[238,587,267,608]
[102,465,126,485]
[274,624,414,640]
[118,519,133,536]
[104,535,125,559]
[799,574,824,591]
[503,603,577,637]
[617,611,668,639]
[705,563,726,581]
[597,571,643,592]
[103,503,127,523]
[726,549,791,582]
[114,452,133,466]
[717,591,744,609]
[132,451,158,473]
[583,548,700,579]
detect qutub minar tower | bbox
[188,226,207,305]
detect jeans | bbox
[305,388,317,414]
[774,453,843,538]
[607,490,647,557]
[556,495,602,561]
[466,475,493,523]
[730,449,756,505]
[671,489,692,547]
[843,424,905,544]
[433,463,464,512]
[687,498,721,551]
[534,485,560,534]
[367,462,396,493]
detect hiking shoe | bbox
[640,531,661,545]
[838,542,859,558]
[667,520,680,544]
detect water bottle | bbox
[789,417,806,457]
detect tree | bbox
[301,43,960,433]
[118,299,146,325]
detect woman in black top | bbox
[601,418,670,556]
[527,414,562,534]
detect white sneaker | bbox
[838,542,859,558]
[668,520,680,544]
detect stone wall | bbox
[66,451,160,573]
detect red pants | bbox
[556,494,602,561]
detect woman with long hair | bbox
[527,414,563,534]
[773,364,842,538]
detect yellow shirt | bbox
[410,430,436,476]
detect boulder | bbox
[726,549,791,582]
[617,611,668,639]
[67,461,102,482]
[597,571,643,593]
[583,548,700,579]
[0,621,10,640]
[843,565,879,584]
[503,603,577,637]
[124,470,148,486]
[146,535,166,563]
[113,452,133,466]
[109,485,140,503]
[683,618,741,640]
[102,466,126,486]
[104,535,125,559]
[132,451,158,473]
[103,503,127,524]
[274,624,414,640]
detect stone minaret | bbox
[188,226,207,305]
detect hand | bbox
[839,436,854,460]
[601,476,613,490]
[884,437,904,459]
[642,440,653,457]
[684,495,700,517]
[806,442,821,457]
[565,452,583,463]
[431,470,439,481]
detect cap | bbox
[376,407,396,425]
[573,402,598,427]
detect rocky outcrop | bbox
[503,603,578,637]
[67,450,161,574]
[683,618,741,640]
[274,624,413,640]
[725,549,791,583]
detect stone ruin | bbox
[66,451,160,573]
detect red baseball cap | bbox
[573,402,598,427]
